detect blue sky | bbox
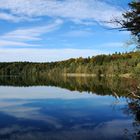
[0,0,132,62]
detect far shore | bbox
[0,73,133,78]
[63,73,132,78]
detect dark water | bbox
[0,76,140,140]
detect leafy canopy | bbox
[119,1,140,48]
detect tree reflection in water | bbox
[0,75,140,139]
[121,98,140,139]
[0,75,140,97]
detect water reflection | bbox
[0,76,139,139]
[0,97,132,140]
[0,75,140,97]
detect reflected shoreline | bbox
[0,75,139,140]
[0,75,140,99]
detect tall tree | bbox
[117,1,140,48]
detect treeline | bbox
[0,51,140,76]
[0,75,139,98]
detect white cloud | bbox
[0,12,19,21]
[100,42,124,48]
[0,0,123,26]
[0,40,36,47]
[64,29,94,37]
[0,12,35,22]
[0,48,108,62]
[0,19,63,47]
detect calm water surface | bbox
[0,76,140,140]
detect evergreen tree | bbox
[118,1,140,48]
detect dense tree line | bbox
[0,75,139,99]
[0,51,140,76]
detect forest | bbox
[0,51,140,77]
[0,75,139,99]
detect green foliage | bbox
[123,2,140,35]
[118,1,140,48]
[0,75,140,98]
[134,62,140,74]
[0,51,140,76]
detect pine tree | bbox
[119,1,140,48]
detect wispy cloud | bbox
[0,12,35,22]
[100,42,124,48]
[0,0,123,26]
[64,29,94,37]
[0,40,36,47]
[0,12,20,21]
[0,19,63,47]
[0,48,108,62]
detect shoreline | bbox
[63,73,132,78]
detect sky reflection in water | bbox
[0,86,139,140]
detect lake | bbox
[0,76,140,140]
